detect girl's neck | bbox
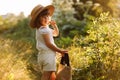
[41,25,48,28]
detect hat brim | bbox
[30,5,54,28]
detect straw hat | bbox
[30,4,55,28]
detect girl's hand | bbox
[60,50,68,56]
[50,20,56,27]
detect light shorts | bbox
[37,50,56,72]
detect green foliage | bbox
[72,0,120,20]
[52,0,75,25]
[52,0,96,38]
[1,7,120,80]
[0,13,25,33]
[0,16,39,79]
[55,36,72,48]
[2,18,36,49]
[69,13,120,80]
[4,18,34,38]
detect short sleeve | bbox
[39,28,49,34]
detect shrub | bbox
[69,13,120,80]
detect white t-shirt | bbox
[36,26,56,52]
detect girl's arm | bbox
[50,20,59,37]
[42,34,67,54]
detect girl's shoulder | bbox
[37,27,50,34]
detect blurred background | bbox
[0,0,120,80]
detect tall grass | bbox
[0,18,41,80]
[0,38,36,80]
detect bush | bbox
[68,13,120,80]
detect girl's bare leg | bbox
[41,71,56,80]
[50,72,56,80]
[41,71,51,80]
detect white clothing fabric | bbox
[38,51,56,71]
[36,26,56,51]
[36,26,56,71]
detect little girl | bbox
[30,4,68,80]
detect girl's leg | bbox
[50,71,56,80]
[41,71,56,80]
[41,71,51,80]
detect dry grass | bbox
[0,38,35,80]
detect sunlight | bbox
[0,0,52,16]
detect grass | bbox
[0,38,35,80]
[1,14,120,80]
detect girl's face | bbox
[39,15,51,26]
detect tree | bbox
[72,0,120,20]
[52,0,92,38]
[52,0,75,25]
[52,0,77,37]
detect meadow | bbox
[0,13,120,80]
